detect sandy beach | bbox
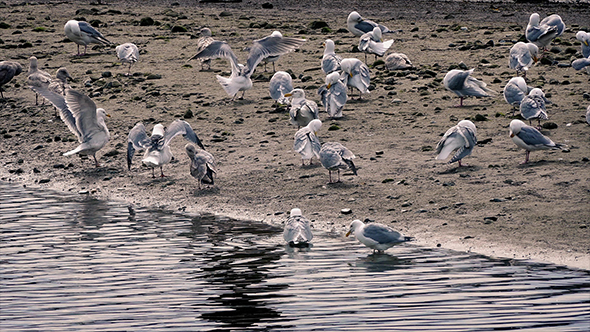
[1,0,589,269]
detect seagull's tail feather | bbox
[216,75,240,97]
[63,145,84,156]
[344,158,358,176]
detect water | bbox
[1,182,589,331]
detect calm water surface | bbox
[1,182,589,331]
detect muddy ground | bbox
[1,0,589,269]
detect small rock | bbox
[183,109,193,119]
[484,216,498,221]
[542,122,558,129]
[147,74,162,80]
[79,190,89,194]
[102,71,112,78]
[490,198,505,202]
[442,181,455,187]
[401,201,412,207]
[309,21,329,29]
[171,25,187,33]
[261,2,273,9]
[341,208,352,214]
[39,179,50,184]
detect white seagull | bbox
[503,77,531,113]
[293,119,322,166]
[526,13,565,50]
[346,219,412,253]
[509,42,538,77]
[572,57,590,74]
[520,88,549,127]
[188,30,305,100]
[576,31,590,58]
[0,61,23,99]
[443,68,496,107]
[340,58,371,99]
[285,89,319,128]
[435,120,477,167]
[127,120,204,178]
[318,72,347,119]
[319,142,357,183]
[358,27,394,63]
[509,119,566,164]
[385,53,412,70]
[321,39,342,75]
[116,43,139,76]
[269,71,293,105]
[347,11,393,37]
[64,19,112,55]
[185,143,216,189]
[283,208,313,247]
[27,56,52,106]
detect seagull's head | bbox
[509,119,526,137]
[307,119,322,136]
[529,13,540,27]
[576,31,589,46]
[200,28,212,37]
[290,208,302,217]
[526,43,539,63]
[185,143,197,157]
[270,31,283,38]
[326,72,340,88]
[346,219,364,237]
[284,88,304,100]
[348,11,362,23]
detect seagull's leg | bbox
[272,62,276,73]
[337,169,341,183]
[83,45,88,55]
[93,154,100,167]
[458,160,463,167]
[160,167,165,177]
[520,151,530,164]
[364,53,368,64]
[151,168,156,178]
[328,170,332,183]
[302,159,305,166]
[460,97,464,107]
[35,93,39,105]
[240,90,246,100]
[0,89,4,99]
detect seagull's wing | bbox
[322,54,342,74]
[126,122,151,170]
[117,43,139,63]
[363,224,403,244]
[78,21,111,44]
[33,86,82,142]
[520,96,541,119]
[164,119,205,149]
[189,40,240,76]
[245,35,306,76]
[572,57,590,71]
[354,20,378,34]
[293,128,311,153]
[65,89,101,141]
[517,126,554,147]
[449,126,477,163]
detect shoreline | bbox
[1,0,589,270]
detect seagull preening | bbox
[318,71,347,119]
[443,68,496,107]
[283,208,313,247]
[0,61,23,99]
[340,58,371,99]
[435,120,477,167]
[509,42,538,78]
[358,27,394,64]
[127,120,204,178]
[520,88,549,127]
[503,76,531,114]
[116,43,139,75]
[576,31,590,58]
[346,219,412,253]
[285,89,319,128]
[509,119,566,164]
[188,30,305,100]
[385,53,412,70]
[185,143,216,189]
[269,71,293,105]
[526,13,565,51]
[34,87,111,167]
[319,142,357,183]
[64,19,112,55]
[347,11,393,37]
[321,39,342,75]
[293,119,322,166]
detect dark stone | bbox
[309,21,329,29]
[103,150,119,157]
[171,25,188,33]
[542,122,558,129]
[473,113,487,121]
[183,109,193,119]
[102,71,112,78]
[261,2,273,9]
[39,179,50,184]
[140,17,154,26]
[147,74,162,80]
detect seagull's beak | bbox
[284,93,292,97]
[106,113,112,118]
[349,72,353,78]
[510,132,514,138]
[345,230,352,237]
[327,83,332,89]
[584,41,589,47]
[533,56,538,63]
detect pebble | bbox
[401,201,412,207]
[39,179,50,184]
[490,198,505,202]
[341,208,352,214]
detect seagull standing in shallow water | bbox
[346,219,412,253]
[127,120,204,178]
[283,208,313,247]
[188,31,305,100]
[64,19,112,55]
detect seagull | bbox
[293,119,322,166]
[41,67,73,116]
[285,89,319,128]
[0,61,22,99]
[64,19,112,56]
[318,72,347,118]
[443,68,496,107]
[27,56,52,106]
[503,76,532,114]
[33,88,110,167]
[188,30,305,100]
[520,88,549,127]
[526,13,565,51]
[509,119,566,164]
[283,208,313,247]
[586,105,590,125]
[321,39,342,75]
[340,58,370,99]
[347,11,393,37]
[319,142,357,183]
[346,219,412,253]
[193,28,215,70]
[435,120,477,167]
[509,42,538,78]
[572,56,590,74]
[116,43,139,76]
[385,53,412,70]
[260,31,287,72]
[269,71,293,105]
[576,31,590,58]
[358,27,394,64]
[127,120,204,178]
[185,143,216,189]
